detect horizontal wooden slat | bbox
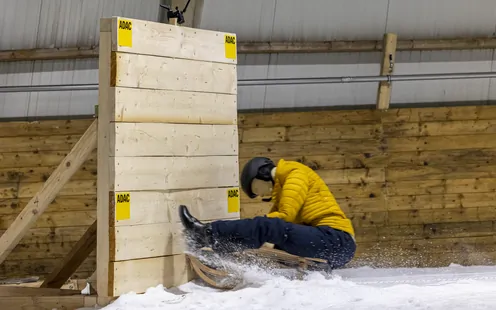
[0,150,96,169]
[111,17,236,64]
[356,221,495,242]
[240,182,386,205]
[0,135,82,152]
[238,109,380,127]
[386,164,496,181]
[8,241,79,260]
[1,256,95,278]
[0,227,90,245]
[0,119,93,137]
[111,123,238,157]
[239,139,384,157]
[238,106,496,128]
[0,195,96,215]
[113,87,237,124]
[113,52,237,94]
[387,134,496,152]
[110,254,192,295]
[380,105,496,123]
[383,119,496,137]
[0,211,96,230]
[387,148,496,167]
[387,178,496,196]
[110,188,239,227]
[387,207,496,226]
[0,164,96,184]
[318,168,386,184]
[110,223,184,261]
[113,156,239,191]
[0,179,96,199]
[387,192,496,211]
[239,153,388,170]
[239,124,382,143]
[357,235,496,255]
[352,250,496,268]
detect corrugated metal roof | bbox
[3,0,496,50]
[199,0,496,41]
[0,0,161,50]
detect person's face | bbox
[251,178,273,197]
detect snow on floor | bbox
[93,264,496,310]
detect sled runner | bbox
[186,246,330,289]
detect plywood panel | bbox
[113,156,239,191]
[110,188,239,227]
[113,87,237,124]
[112,123,238,157]
[110,222,184,261]
[111,17,237,64]
[109,254,193,296]
[113,52,237,94]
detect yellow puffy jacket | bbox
[266,159,355,237]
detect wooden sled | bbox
[186,246,329,289]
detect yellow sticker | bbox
[227,187,240,213]
[224,34,237,60]
[115,192,131,221]
[118,18,133,47]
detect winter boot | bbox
[178,205,213,249]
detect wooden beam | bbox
[0,286,81,297]
[2,37,496,62]
[376,33,398,110]
[0,119,97,265]
[0,46,98,61]
[40,220,97,289]
[1,295,114,309]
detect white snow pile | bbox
[89,264,496,310]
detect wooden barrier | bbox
[96,17,239,297]
[3,104,496,285]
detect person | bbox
[179,157,356,270]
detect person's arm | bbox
[266,170,308,222]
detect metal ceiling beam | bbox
[2,37,496,62]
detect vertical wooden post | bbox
[376,33,397,110]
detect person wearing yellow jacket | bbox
[179,157,357,270]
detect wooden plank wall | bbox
[0,119,97,281]
[1,104,496,279]
[238,105,496,268]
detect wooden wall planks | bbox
[1,104,496,279]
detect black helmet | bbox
[240,157,275,198]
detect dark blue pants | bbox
[210,216,356,269]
